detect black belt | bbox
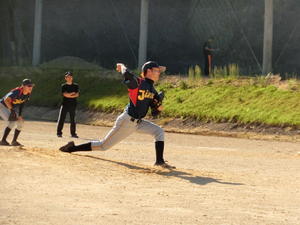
[130,117,142,124]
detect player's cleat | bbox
[57,134,62,138]
[0,140,10,146]
[11,141,23,146]
[71,134,79,138]
[59,141,75,153]
[154,161,176,169]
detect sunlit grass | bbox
[1,66,300,126]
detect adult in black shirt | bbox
[57,72,79,138]
[203,37,218,76]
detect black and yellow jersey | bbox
[0,87,30,115]
[123,71,158,119]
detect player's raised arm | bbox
[116,63,139,89]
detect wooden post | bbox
[138,0,149,68]
[262,0,273,74]
[32,0,43,66]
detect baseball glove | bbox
[151,91,164,117]
[8,109,18,121]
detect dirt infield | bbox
[1,121,300,225]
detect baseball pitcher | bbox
[59,61,175,169]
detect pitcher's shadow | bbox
[78,154,244,186]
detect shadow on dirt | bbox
[78,154,244,186]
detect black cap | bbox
[22,79,34,87]
[142,61,166,73]
[65,71,73,77]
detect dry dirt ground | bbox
[1,120,300,225]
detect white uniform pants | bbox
[0,103,23,130]
[91,111,164,150]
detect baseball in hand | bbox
[116,63,125,73]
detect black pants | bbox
[57,104,77,136]
[204,54,212,76]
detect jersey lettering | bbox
[12,99,26,104]
[138,90,155,101]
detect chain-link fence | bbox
[0,0,299,75]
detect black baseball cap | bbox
[65,71,73,77]
[142,61,166,73]
[22,79,34,87]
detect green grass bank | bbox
[1,67,300,127]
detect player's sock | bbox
[155,141,165,164]
[1,127,11,141]
[72,142,92,151]
[12,129,21,142]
